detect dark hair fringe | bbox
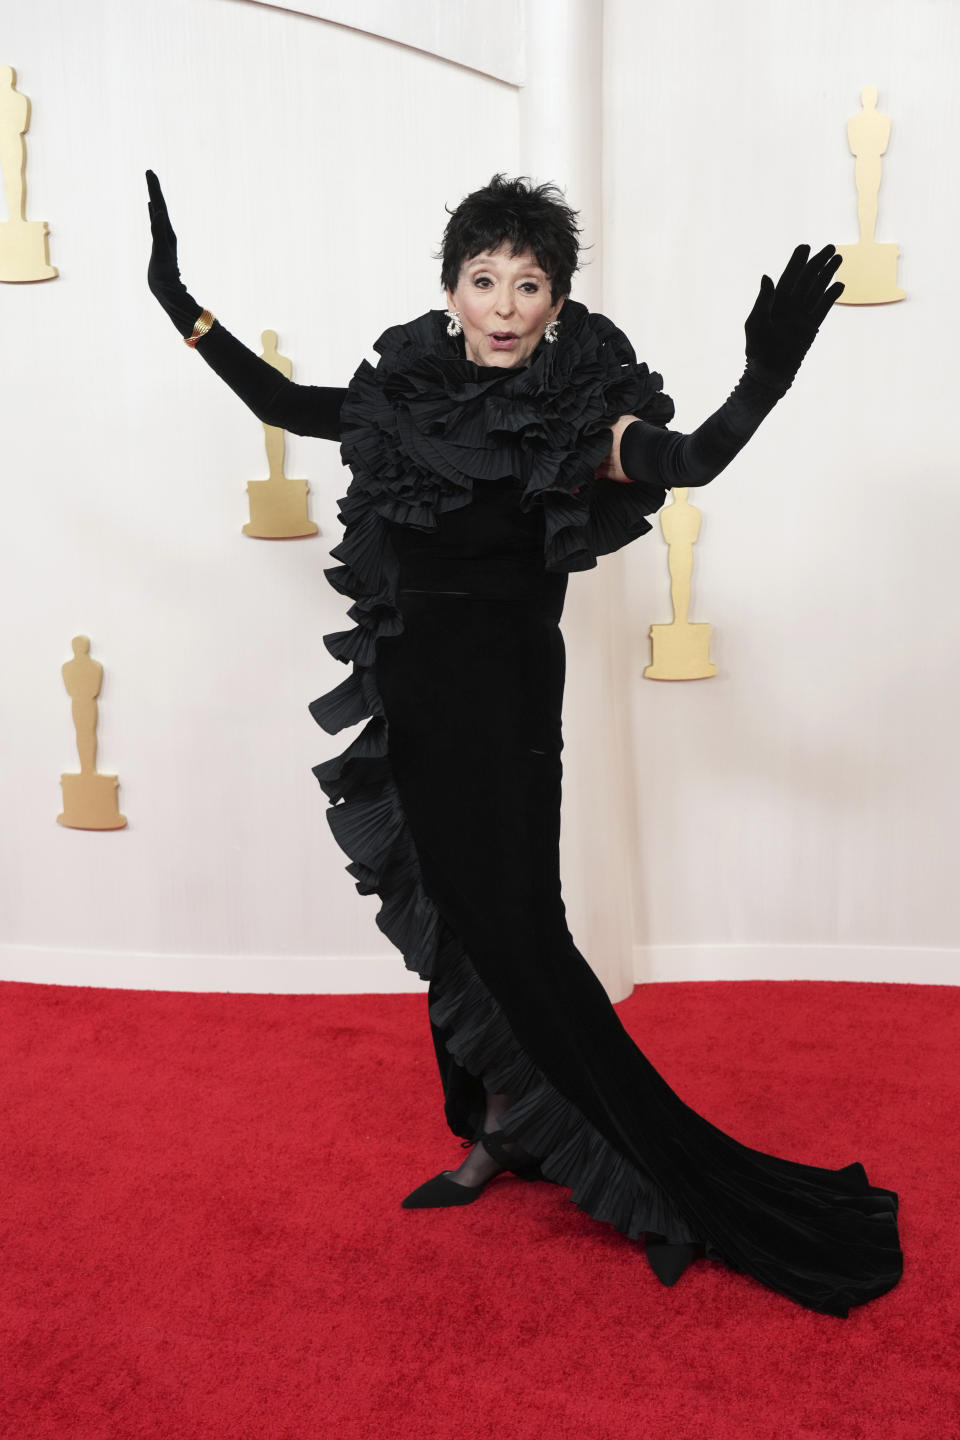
[438,173,582,303]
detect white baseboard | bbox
[3,942,957,996]
[634,944,960,986]
[0,945,426,994]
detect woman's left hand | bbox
[744,243,844,384]
[594,415,641,483]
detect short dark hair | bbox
[439,173,582,303]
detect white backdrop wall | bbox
[604,0,960,985]
[1,0,519,991]
[1,0,957,992]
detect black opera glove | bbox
[145,168,344,438]
[617,242,844,490]
[744,242,845,388]
[146,169,203,337]
[617,367,786,491]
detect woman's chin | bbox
[473,348,528,369]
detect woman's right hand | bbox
[146,169,204,337]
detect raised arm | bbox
[611,244,844,488]
[145,170,346,440]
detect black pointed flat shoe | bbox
[644,1235,702,1286]
[401,1170,488,1209]
[401,1128,544,1209]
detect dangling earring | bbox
[446,310,463,337]
[544,319,560,344]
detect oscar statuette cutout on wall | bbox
[58,637,127,830]
[835,87,904,305]
[242,330,319,538]
[0,66,57,282]
[644,487,717,681]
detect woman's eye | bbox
[473,276,492,288]
[519,282,540,294]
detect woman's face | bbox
[445,245,564,368]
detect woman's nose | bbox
[495,287,516,317]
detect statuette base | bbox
[243,479,318,539]
[0,218,57,282]
[644,622,717,681]
[58,773,127,830]
[834,241,904,305]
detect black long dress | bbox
[195,299,902,1316]
[303,301,902,1317]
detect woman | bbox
[146,170,902,1316]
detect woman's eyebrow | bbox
[465,259,547,277]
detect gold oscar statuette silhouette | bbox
[644,488,717,681]
[58,637,127,830]
[835,86,904,305]
[242,330,318,538]
[0,66,57,282]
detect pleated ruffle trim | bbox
[311,303,702,1250]
[313,721,703,1249]
[429,948,706,1247]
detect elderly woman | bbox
[146,170,902,1316]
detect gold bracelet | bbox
[184,309,215,347]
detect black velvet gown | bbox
[306,302,902,1317]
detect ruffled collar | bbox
[338,298,674,565]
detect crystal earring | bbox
[544,319,560,344]
[446,310,463,337]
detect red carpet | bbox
[0,977,955,1440]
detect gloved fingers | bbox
[816,249,843,285]
[744,273,775,330]
[798,263,842,322]
[145,169,177,252]
[774,243,811,296]
[811,278,845,326]
[145,168,163,207]
[799,246,841,309]
[807,242,837,274]
[745,244,843,377]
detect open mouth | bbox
[489,331,519,348]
